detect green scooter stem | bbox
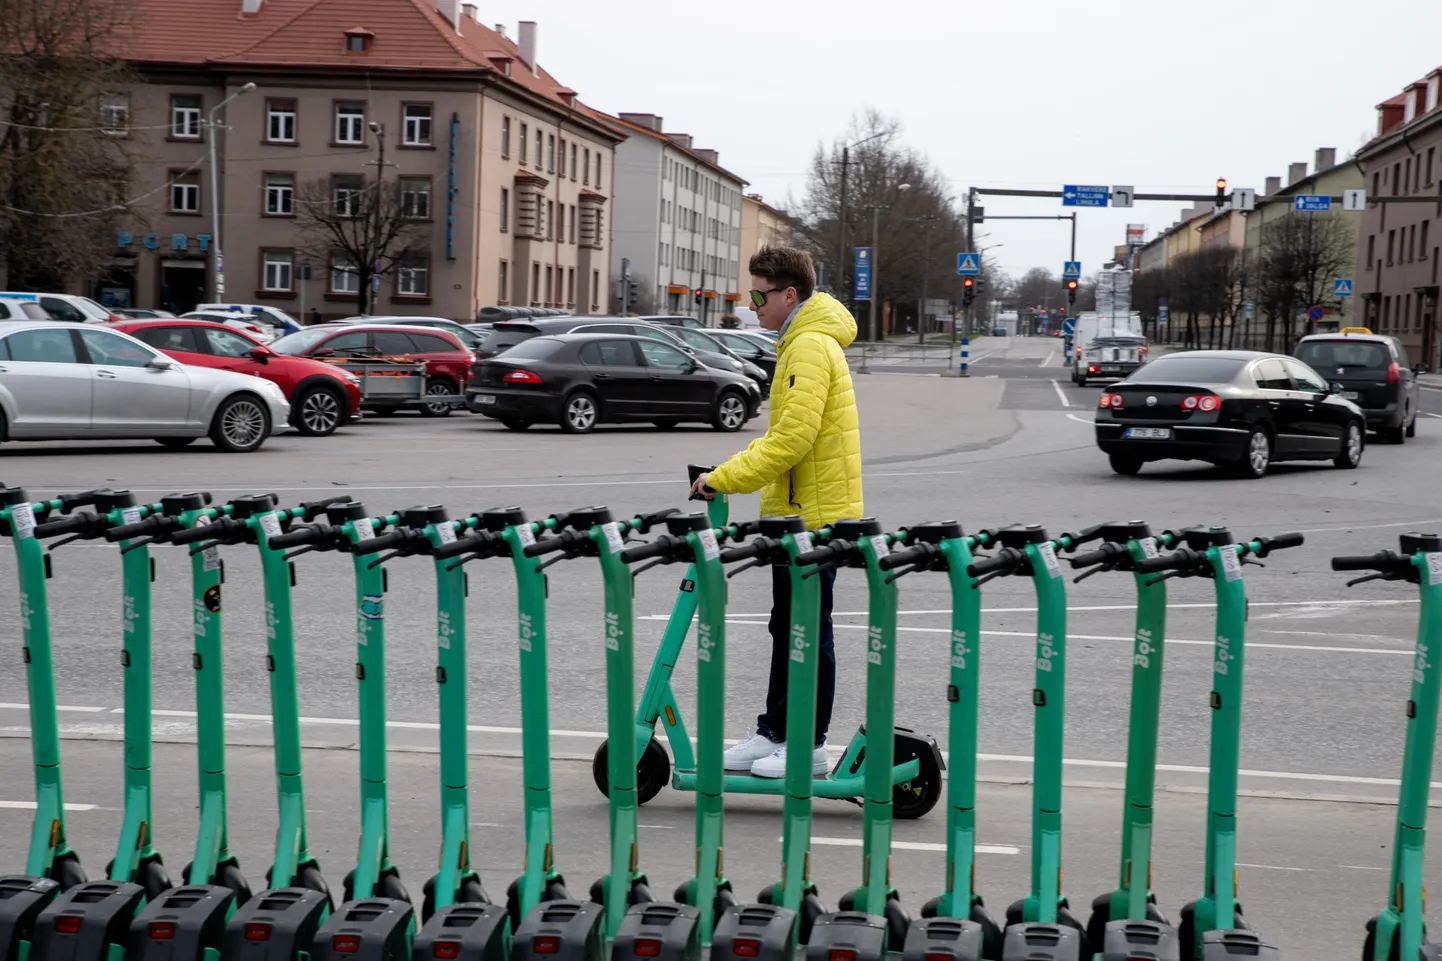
[507,515,566,918]
[2,494,81,880]
[932,530,991,919]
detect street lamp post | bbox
[366,121,388,316]
[859,183,909,375]
[833,131,886,306]
[207,81,256,300]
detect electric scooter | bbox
[266,501,417,961]
[591,474,939,818]
[967,524,1101,961]
[1133,527,1302,961]
[1331,534,1442,961]
[1068,522,1182,961]
[879,522,1003,961]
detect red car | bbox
[109,319,362,436]
[267,323,472,417]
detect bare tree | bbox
[0,0,136,290]
[1011,267,1059,312]
[293,164,428,316]
[1255,214,1353,351]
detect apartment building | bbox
[1354,69,1442,369]
[601,112,746,321]
[95,0,620,320]
[737,194,793,293]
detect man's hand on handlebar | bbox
[688,472,715,501]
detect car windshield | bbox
[492,338,562,361]
[1129,356,1248,383]
[1296,340,1390,371]
[271,327,341,354]
[485,327,541,353]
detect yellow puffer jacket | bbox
[706,292,862,529]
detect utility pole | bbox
[836,145,849,301]
[965,188,977,340]
[913,218,936,345]
[868,203,880,348]
[620,256,630,314]
[365,120,391,316]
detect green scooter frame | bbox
[1134,527,1303,961]
[1331,534,1442,961]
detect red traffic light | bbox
[962,278,974,288]
[1065,280,1078,290]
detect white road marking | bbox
[1066,413,1092,425]
[1038,352,1053,368]
[1050,379,1071,408]
[1339,864,1389,871]
[0,703,105,713]
[0,800,98,811]
[1424,412,1442,419]
[1236,862,1307,872]
[794,837,1020,855]
[651,598,1418,621]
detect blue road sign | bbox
[854,265,871,300]
[1307,305,1325,322]
[1294,195,1332,212]
[1333,278,1353,297]
[1159,305,1170,325]
[854,247,871,269]
[1062,261,1082,279]
[1062,185,1110,208]
[956,253,980,275]
[1061,318,1076,335]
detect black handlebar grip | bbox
[522,534,572,558]
[56,489,109,512]
[350,529,413,556]
[731,520,764,539]
[1133,550,1194,575]
[633,508,681,533]
[795,545,840,567]
[433,532,489,560]
[876,543,932,571]
[298,495,354,519]
[1067,546,1115,569]
[620,537,678,565]
[1259,532,1305,553]
[169,519,234,545]
[1068,523,1108,547]
[34,512,98,538]
[719,541,765,564]
[267,526,324,550]
[104,516,167,542]
[966,551,1017,578]
[1331,552,1392,572]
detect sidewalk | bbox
[1420,373,1442,391]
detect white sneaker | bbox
[723,733,782,772]
[750,740,830,779]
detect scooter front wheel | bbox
[295,864,333,908]
[136,857,173,900]
[214,862,253,906]
[892,766,943,820]
[48,853,87,891]
[590,738,672,804]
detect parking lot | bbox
[0,335,1439,956]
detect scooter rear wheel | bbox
[374,870,411,905]
[883,896,910,952]
[215,862,253,906]
[296,864,333,907]
[892,760,943,820]
[48,853,87,891]
[135,858,173,900]
[590,737,672,805]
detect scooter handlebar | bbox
[1331,551,1398,572]
[55,489,110,512]
[169,518,239,545]
[876,542,934,571]
[433,531,496,560]
[1061,523,1108,549]
[267,525,326,550]
[104,515,174,542]
[795,539,855,568]
[1133,548,1198,575]
[719,539,770,564]
[966,549,1019,578]
[33,512,99,538]
[620,535,680,565]
[522,532,575,558]
[631,508,681,534]
[1067,544,1119,569]
[297,495,355,519]
[349,528,414,556]
[1253,531,1304,556]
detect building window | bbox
[500,187,509,232]
[592,269,599,310]
[546,200,554,240]
[333,175,363,218]
[1411,224,1418,262]
[1388,229,1396,265]
[267,100,296,143]
[583,149,590,185]
[520,122,528,164]
[265,173,294,216]
[170,95,201,139]
[402,104,432,146]
[501,116,511,159]
[400,177,431,219]
[331,253,360,294]
[262,250,294,292]
[558,138,566,177]
[498,260,509,304]
[397,254,429,296]
[1367,234,1376,269]
[345,31,371,52]
[547,134,555,173]
[570,143,577,181]
[659,241,665,265]
[531,262,540,306]
[1393,162,1402,197]
[1383,296,1392,330]
[1429,148,1436,186]
[545,264,553,305]
[557,204,565,243]
[534,130,542,169]
[595,154,602,187]
[569,205,577,244]
[169,172,200,213]
[99,94,129,135]
[1373,172,1381,197]
[1422,221,1430,257]
[335,102,365,144]
[1406,158,1413,195]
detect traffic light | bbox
[962,277,975,306]
[627,279,639,304]
[1215,178,1227,209]
[1065,278,1078,305]
[693,288,702,305]
[968,204,985,224]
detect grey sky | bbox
[485,0,1442,285]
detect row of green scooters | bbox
[0,479,1431,961]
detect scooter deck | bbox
[673,761,920,797]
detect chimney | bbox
[240,0,262,13]
[1287,161,1307,185]
[1314,147,1336,172]
[518,21,537,73]
[435,0,460,30]
[461,3,476,22]
[618,113,663,132]
[666,133,693,150]
[1264,175,1281,195]
[695,148,719,165]
[495,23,506,37]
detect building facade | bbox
[1354,69,1442,369]
[602,112,745,321]
[737,194,791,293]
[93,0,619,321]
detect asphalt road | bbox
[0,335,1438,953]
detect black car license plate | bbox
[1125,427,1171,440]
[473,394,497,406]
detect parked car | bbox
[0,298,57,321]
[649,324,770,386]
[701,328,777,381]
[111,319,362,436]
[196,303,303,336]
[1093,349,1365,478]
[0,292,121,323]
[0,321,289,451]
[565,320,767,386]
[181,310,284,344]
[113,308,177,320]
[466,333,760,434]
[635,314,706,330]
[1293,330,1422,443]
[331,315,486,352]
[269,324,471,416]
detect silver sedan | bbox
[0,321,290,452]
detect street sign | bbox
[1158,305,1169,325]
[854,265,871,300]
[1245,302,1254,318]
[1294,195,1332,212]
[956,253,980,275]
[1342,189,1367,212]
[1334,279,1353,297]
[1062,185,1109,208]
[1061,318,1076,335]
[1126,224,1145,246]
[854,247,871,269]
[1307,305,1325,322]
[1112,186,1135,208]
[1062,261,1082,279]
[1233,188,1256,212]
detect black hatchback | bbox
[1293,332,1424,443]
[1094,350,1366,478]
[465,333,761,434]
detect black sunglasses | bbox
[749,287,792,309]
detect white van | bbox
[0,292,117,323]
[196,303,303,336]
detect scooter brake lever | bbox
[971,570,1006,590]
[45,533,88,552]
[631,558,668,579]
[726,558,764,579]
[1241,556,1265,567]
[801,559,843,580]
[366,549,406,569]
[282,546,319,563]
[883,562,927,585]
[188,540,220,557]
[119,536,155,555]
[1345,572,1388,588]
[1071,564,1109,584]
[1143,570,1186,588]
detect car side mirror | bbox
[1328,382,1343,394]
[684,359,698,373]
[250,347,271,364]
[1414,363,1430,375]
[145,357,177,371]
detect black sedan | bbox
[465,333,761,434]
[1093,350,1366,478]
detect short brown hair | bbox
[749,245,815,301]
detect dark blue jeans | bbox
[755,563,836,747]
